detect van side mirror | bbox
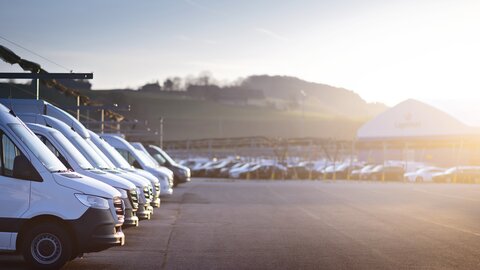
[13,154,43,182]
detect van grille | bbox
[128,189,139,209]
[143,186,150,200]
[149,186,154,199]
[113,197,125,222]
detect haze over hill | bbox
[59,74,387,119]
[0,74,387,141]
[239,75,387,117]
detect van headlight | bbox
[75,194,110,210]
[115,188,128,198]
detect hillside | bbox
[240,75,387,117]
[0,74,385,141]
[87,90,366,141]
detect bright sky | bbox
[1,0,480,122]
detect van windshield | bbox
[50,132,94,170]
[97,138,132,169]
[85,139,115,169]
[150,145,176,165]
[135,150,158,167]
[8,123,67,172]
[71,136,111,170]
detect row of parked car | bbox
[0,99,191,269]
[351,164,480,183]
[181,157,480,183]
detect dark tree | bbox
[163,79,174,91]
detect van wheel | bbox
[22,222,72,269]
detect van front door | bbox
[0,130,31,251]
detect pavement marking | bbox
[265,185,400,268]
[317,185,480,238]
[410,216,480,237]
[412,188,480,202]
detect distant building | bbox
[356,99,480,166]
[139,82,161,92]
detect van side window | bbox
[2,133,19,177]
[1,131,41,181]
[36,134,72,170]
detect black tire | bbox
[22,222,72,269]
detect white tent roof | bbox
[357,99,477,140]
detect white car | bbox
[404,167,445,182]
[229,163,261,178]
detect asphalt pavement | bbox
[3,179,480,269]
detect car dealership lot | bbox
[4,179,480,269]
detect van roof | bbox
[0,99,90,138]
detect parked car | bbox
[357,164,377,180]
[204,159,237,178]
[323,163,363,179]
[404,167,445,182]
[365,165,405,181]
[285,161,326,180]
[237,164,263,179]
[191,160,218,177]
[0,103,125,269]
[432,166,480,183]
[229,163,259,178]
[179,158,208,174]
[254,164,288,179]
[220,162,245,178]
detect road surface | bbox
[3,179,480,269]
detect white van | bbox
[0,104,125,269]
[101,134,174,197]
[132,143,191,186]
[0,99,160,211]
[16,113,140,227]
[88,130,158,214]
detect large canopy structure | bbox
[357,99,477,141]
[356,99,480,166]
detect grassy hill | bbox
[89,90,367,141]
[0,78,377,141]
[241,75,386,117]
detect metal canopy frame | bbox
[0,72,93,79]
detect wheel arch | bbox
[16,215,78,256]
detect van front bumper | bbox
[152,198,161,208]
[137,203,152,220]
[160,187,173,197]
[68,208,125,254]
[123,208,139,227]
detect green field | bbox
[0,84,368,141]
[89,90,367,141]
